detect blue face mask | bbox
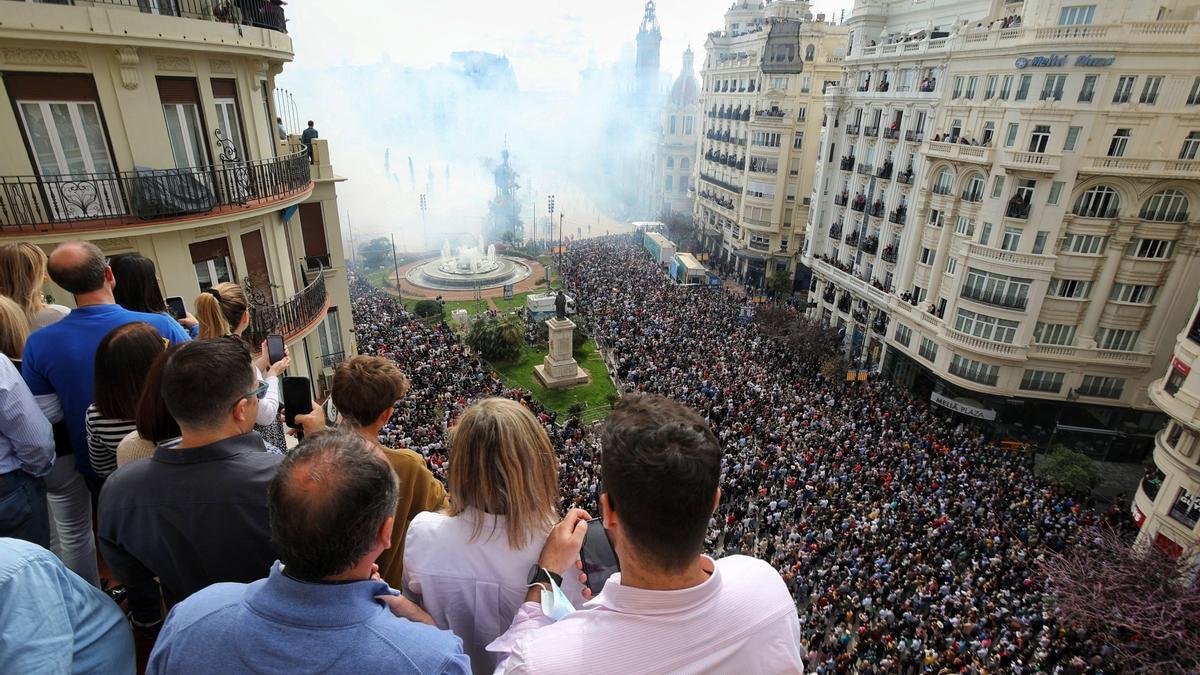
[539,574,576,621]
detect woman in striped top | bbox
[86,323,166,479]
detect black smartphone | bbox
[579,517,620,596]
[165,296,186,320]
[266,333,286,365]
[281,376,313,429]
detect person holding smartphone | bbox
[478,394,802,673]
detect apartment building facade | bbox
[804,0,1200,459]
[694,0,848,288]
[1135,292,1200,560]
[0,0,354,393]
[651,47,700,221]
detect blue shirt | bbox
[0,354,54,477]
[21,303,189,477]
[148,562,471,675]
[0,537,135,674]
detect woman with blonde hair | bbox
[403,397,580,674]
[193,282,289,448]
[0,296,30,367]
[0,242,69,329]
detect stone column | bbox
[534,317,591,390]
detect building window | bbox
[933,168,954,194]
[1047,182,1064,206]
[966,76,978,99]
[1039,75,1065,101]
[684,116,694,135]
[920,247,934,265]
[962,268,1031,309]
[894,323,912,347]
[954,217,975,237]
[1166,422,1185,446]
[1139,76,1163,105]
[665,176,673,191]
[1126,238,1174,259]
[1072,187,1119,219]
[1180,131,1200,160]
[805,44,815,61]
[999,75,1013,100]
[918,337,938,362]
[1078,75,1097,103]
[1034,322,1077,345]
[1139,190,1189,222]
[945,258,958,276]
[952,76,963,99]
[1167,488,1200,529]
[317,307,343,361]
[1189,76,1200,105]
[1020,370,1065,393]
[1001,227,1022,251]
[985,75,997,99]
[928,209,945,228]
[1107,128,1131,157]
[979,221,993,246]
[1113,76,1136,104]
[1047,277,1092,299]
[162,104,207,168]
[681,157,690,171]
[954,309,1019,343]
[1028,125,1051,153]
[1096,328,1141,351]
[793,132,804,149]
[1164,369,1187,397]
[962,174,985,202]
[1064,126,1082,151]
[1058,5,1096,25]
[1004,123,1019,148]
[1109,284,1157,304]
[666,157,674,169]
[1032,231,1049,254]
[1079,375,1125,398]
[669,116,677,134]
[1015,75,1031,101]
[949,355,1000,385]
[912,285,927,304]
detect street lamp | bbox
[558,211,565,288]
[547,195,556,247]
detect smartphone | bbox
[579,518,620,596]
[281,376,313,429]
[165,296,186,320]
[266,333,286,365]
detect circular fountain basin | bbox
[406,256,533,290]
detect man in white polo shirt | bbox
[489,393,802,673]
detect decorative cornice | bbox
[1,48,84,67]
[155,56,193,73]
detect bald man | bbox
[22,241,188,587]
[147,431,470,675]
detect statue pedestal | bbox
[533,318,591,390]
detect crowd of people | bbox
[0,235,1124,673]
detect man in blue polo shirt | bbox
[23,241,189,483]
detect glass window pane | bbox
[19,103,62,176]
[76,103,114,174]
[50,103,87,175]
[164,105,190,168]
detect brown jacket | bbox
[375,446,447,587]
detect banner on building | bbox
[931,391,997,421]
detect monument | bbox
[534,290,591,390]
[405,236,532,291]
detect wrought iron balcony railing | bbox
[320,350,347,370]
[246,269,328,348]
[15,0,288,33]
[0,148,311,234]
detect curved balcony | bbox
[10,0,288,33]
[926,141,993,165]
[246,269,329,349]
[0,148,311,237]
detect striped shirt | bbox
[86,404,136,479]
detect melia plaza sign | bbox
[1015,55,1115,69]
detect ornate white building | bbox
[805,0,1200,459]
[0,0,354,392]
[652,48,701,220]
[694,0,849,288]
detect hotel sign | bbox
[1015,55,1115,69]
[931,391,997,421]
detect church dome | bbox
[669,47,700,107]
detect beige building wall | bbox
[1,1,354,394]
[694,0,849,287]
[805,0,1200,457]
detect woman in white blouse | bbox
[403,398,580,675]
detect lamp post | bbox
[547,195,555,249]
[390,232,402,304]
[558,211,565,288]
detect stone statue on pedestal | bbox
[555,290,567,320]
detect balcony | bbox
[863,126,879,137]
[904,130,923,143]
[926,141,993,165]
[882,128,900,141]
[1079,157,1200,179]
[965,243,1054,271]
[319,350,347,370]
[888,208,907,225]
[0,148,311,236]
[246,269,328,348]
[1005,201,1032,220]
[896,170,914,185]
[699,173,741,195]
[8,0,288,33]
[960,286,1028,311]
[944,329,1022,359]
[1002,151,1062,174]
[833,193,849,206]
[880,246,898,263]
[846,125,861,136]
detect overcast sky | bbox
[284,0,854,92]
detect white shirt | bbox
[404,509,584,675]
[489,555,803,674]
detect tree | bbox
[360,237,392,270]
[1038,445,1104,494]
[413,300,442,320]
[820,355,848,383]
[756,305,841,364]
[766,270,793,297]
[1039,527,1200,673]
[466,313,524,362]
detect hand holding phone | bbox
[266,333,286,365]
[281,376,313,433]
[579,518,620,597]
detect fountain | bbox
[405,235,532,291]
